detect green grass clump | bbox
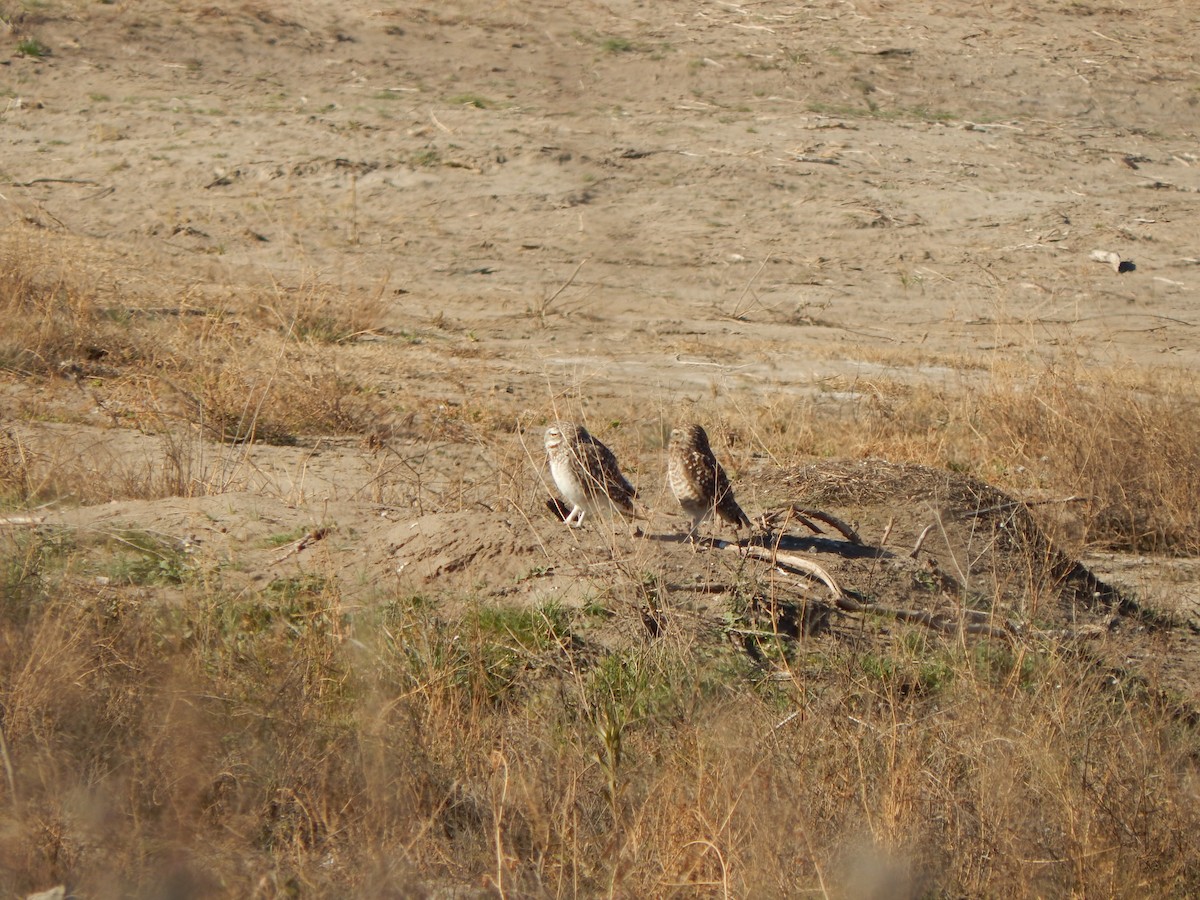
[104,530,197,585]
[600,36,635,53]
[15,38,49,59]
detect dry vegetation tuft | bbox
[0,230,397,504]
[0,230,172,379]
[745,363,1200,557]
[3,227,1200,895]
[1,540,1199,897]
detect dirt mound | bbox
[386,511,549,589]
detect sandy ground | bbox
[3,1,1200,696]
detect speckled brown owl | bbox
[544,421,638,527]
[668,423,751,538]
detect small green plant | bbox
[471,600,573,653]
[600,36,635,53]
[15,38,49,59]
[261,526,315,548]
[105,531,196,586]
[409,148,441,167]
[447,93,492,109]
[582,651,653,818]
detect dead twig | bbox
[535,259,589,324]
[910,523,934,558]
[958,495,1089,521]
[3,177,100,187]
[725,255,769,320]
[273,526,333,564]
[0,722,15,806]
[791,506,862,544]
[735,542,845,600]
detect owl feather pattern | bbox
[545,422,637,527]
[668,423,751,536]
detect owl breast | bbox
[550,451,589,510]
[669,456,709,514]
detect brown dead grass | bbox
[1,546,1198,897]
[0,230,396,504]
[742,363,1200,557]
[0,229,176,379]
[3,226,1200,895]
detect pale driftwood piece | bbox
[910,523,934,558]
[879,516,894,549]
[726,541,845,599]
[711,535,1104,643]
[768,507,823,536]
[764,505,863,544]
[790,506,863,544]
[0,515,46,526]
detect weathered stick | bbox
[711,534,1104,643]
[273,526,333,564]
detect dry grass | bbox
[0,229,398,505]
[4,226,1200,896]
[1,538,1198,897]
[0,230,175,379]
[740,363,1200,556]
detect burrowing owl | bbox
[668,423,752,537]
[544,421,638,527]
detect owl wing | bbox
[580,437,637,509]
[692,448,751,528]
[686,447,724,503]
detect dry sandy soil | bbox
[3,0,1200,720]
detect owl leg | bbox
[564,505,586,527]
